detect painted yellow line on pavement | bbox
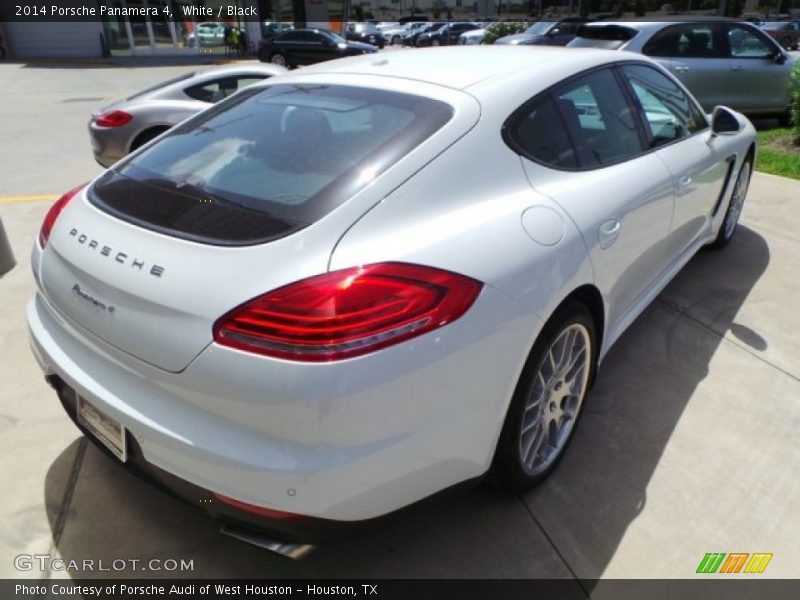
[0,194,58,205]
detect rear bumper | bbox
[49,375,350,542]
[27,282,540,524]
[88,121,128,168]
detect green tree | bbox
[725,0,743,16]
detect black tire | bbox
[391,35,400,45]
[0,46,6,60]
[489,300,597,492]
[707,158,752,250]
[269,52,288,68]
[130,127,169,152]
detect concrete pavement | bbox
[0,61,799,581]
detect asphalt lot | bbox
[1,58,799,581]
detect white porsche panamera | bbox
[28,47,755,544]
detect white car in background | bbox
[29,47,755,546]
[459,27,489,44]
[382,22,420,45]
[184,22,226,47]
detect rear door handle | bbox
[672,66,689,72]
[732,65,745,72]
[598,219,621,250]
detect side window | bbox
[621,65,707,149]
[728,25,775,58]
[507,68,644,169]
[235,77,267,91]
[508,96,578,169]
[184,76,267,103]
[559,22,578,35]
[644,24,724,58]
[675,25,725,58]
[642,26,682,57]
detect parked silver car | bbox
[88,64,287,167]
[569,17,793,119]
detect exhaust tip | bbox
[220,524,315,560]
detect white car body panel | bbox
[30,48,756,525]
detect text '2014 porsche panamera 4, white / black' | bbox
[28,47,755,545]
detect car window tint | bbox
[643,26,681,57]
[676,25,725,58]
[93,84,454,245]
[644,24,724,58]
[553,69,643,167]
[622,65,707,149]
[184,76,268,103]
[280,31,303,42]
[558,22,578,35]
[510,96,578,168]
[508,68,643,169]
[126,72,195,100]
[728,25,775,58]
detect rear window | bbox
[90,84,453,246]
[570,25,637,49]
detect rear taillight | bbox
[213,262,483,362]
[38,184,87,248]
[93,110,132,127]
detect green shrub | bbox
[790,60,800,143]
[483,22,528,45]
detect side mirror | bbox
[549,28,560,36]
[711,106,741,135]
[774,52,787,65]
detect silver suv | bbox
[569,18,793,119]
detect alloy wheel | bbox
[723,162,750,241]
[518,323,591,476]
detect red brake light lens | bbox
[213,493,306,521]
[38,184,87,248]
[213,263,483,362]
[94,110,132,127]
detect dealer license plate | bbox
[77,395,127,462]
